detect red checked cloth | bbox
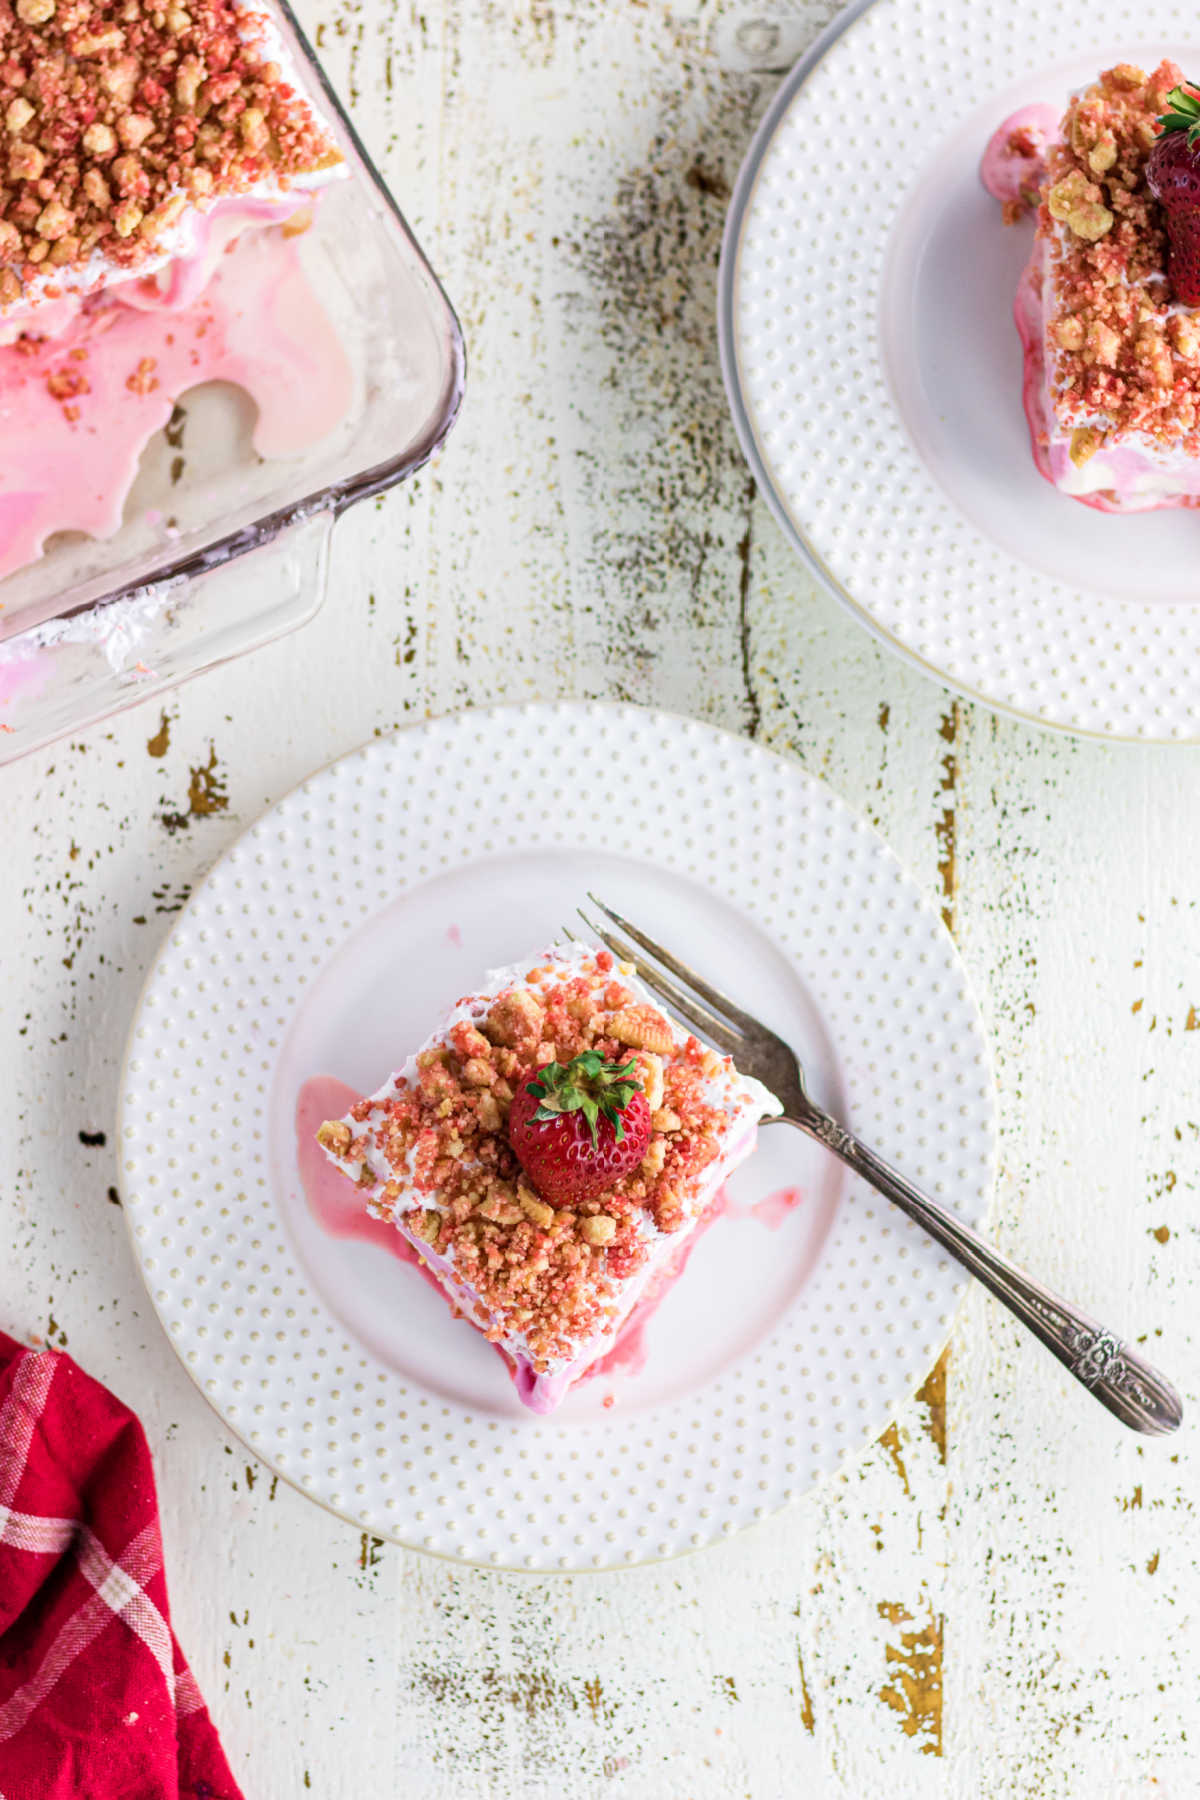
[0,1332,243,1800]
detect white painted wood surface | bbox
[2,2,1195,1793]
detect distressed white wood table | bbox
[3,2,1194,1793]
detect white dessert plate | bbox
[118,703,995,1570]
[720,0,1200,739]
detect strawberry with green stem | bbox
[1148,83,1200,305]
[507,1050,651,1205]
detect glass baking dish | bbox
[0,0,464,765]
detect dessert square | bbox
[0,0,343,330]
[316,942,782,1413]
[988,62,1200,511]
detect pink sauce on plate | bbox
[295,1075,420,1257]
[719,1182,805,1230]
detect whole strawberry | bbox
[508,1050,651,1206]
[1148,83,1200,305]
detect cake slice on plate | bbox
[986,61,1200,511]
[316,942,782,1413]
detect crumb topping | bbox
[0,0,340,302]
[330,952,755,1369]
[1041,61,1200,451]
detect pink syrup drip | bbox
[580,1182,806,1390]
[0,202,351,581]
[581,1221,717,1387]
[719,1182,806,1230]
[446,923,463,948]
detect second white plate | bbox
[118,703,995,1569]
[721,0,1200,739]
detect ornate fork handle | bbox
[578,891,1182,1437]
[787,1108,1182,1436]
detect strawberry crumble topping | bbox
[1036,62,1195,465]
[316,944,782,1410]
[0,0,341,305]
[125,351,156,391]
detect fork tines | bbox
[576,895,746,1058]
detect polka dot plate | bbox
[720,0,1200,739]
[118,703,995,1570]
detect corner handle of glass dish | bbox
[0,509,334,766]
[782,1107,1184,1438]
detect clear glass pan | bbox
[0,0,465,764]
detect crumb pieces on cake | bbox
[1001,124,1047,225]
[125,352,157,390]
[0,0,341,302]
[336,951,746,1370]
[1040,60,1200,452]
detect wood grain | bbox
[2,2,1194,1794]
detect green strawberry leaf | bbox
[1158,83,1200,144]
[524,1051,644,1148]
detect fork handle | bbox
[783,1109,1182,1436]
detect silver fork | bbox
[579,895,1183,1438]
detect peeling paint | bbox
[413,1662,582,1722]
[916,1349,948,1465]
[878,1421,911,1497]
[358,1532,384,1572]
[735,477,761,738]
[160,744,229,831]
[797,1647,816,1735]
[877,1600,943,1755]
[187,747,229,816]
[146,712,171,758]
[934,703,962,936]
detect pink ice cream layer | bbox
[0,193,351,582]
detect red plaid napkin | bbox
[0,1331,243,1799]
